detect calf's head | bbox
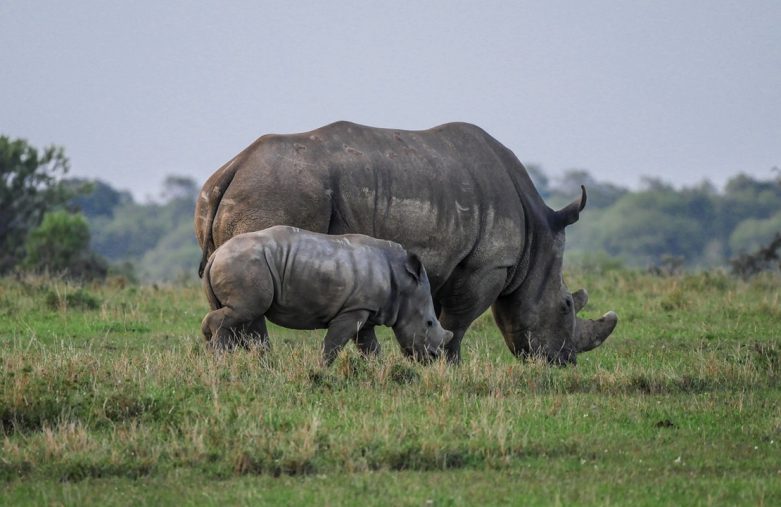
[392,253,453,361]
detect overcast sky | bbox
[2,1,779,200]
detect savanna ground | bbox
[1,268,779,506]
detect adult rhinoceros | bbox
[195,121,617,364]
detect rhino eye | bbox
[561,299,573,314]
[426,320,433,327]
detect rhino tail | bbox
[198,204,217,278]
[198,156,242,277]
[202,254,222,311]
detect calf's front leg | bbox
[353,325,381,358]
[321,310,371,366]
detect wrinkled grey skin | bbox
[201,225,453,365]
[195,121,617,365]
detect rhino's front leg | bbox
[353,325,381,358]
[321,310,371,366]
[439,267,509,364]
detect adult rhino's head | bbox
[492,186,618,365]
[508,283,618,365]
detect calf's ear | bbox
[404,253,424,284]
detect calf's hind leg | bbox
[204,262,274,351]
[201,307,255,351]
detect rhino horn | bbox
[574,311,617,352]
[552,185,587,229]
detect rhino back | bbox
[212,122,547,295]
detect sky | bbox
[2,1,779,201]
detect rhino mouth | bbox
[425,345,443,360]
[549,349,576,366]
[517,345,577,367]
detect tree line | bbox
[2,136,779,281]
[1,137,199,282]
[529,166,781,270]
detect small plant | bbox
[387,361,420,385]
[730,232,781,279]
[45,287,100,311]
[648,254,685,277]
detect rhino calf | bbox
[201,225,453,365]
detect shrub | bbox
[730,232,781,279]
[23,211,107,280]
[44,288,101,311]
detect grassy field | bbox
[1,269,780,506]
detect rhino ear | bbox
[404,252,424,284]
[551,185,587,229]
[572,288,588,313]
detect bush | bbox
[0,137,73,273]
[44,288,101,311]
[730,233,781,279]
[23,211,107,280]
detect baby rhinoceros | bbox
[200,225,453,365]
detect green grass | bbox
[1,270,780,505]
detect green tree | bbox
[23,211,107,279]
[87,175,200,281]
[715,173,781,253]
[568,187,710,267]
[160,175,198,203]
[729,211,781,254]
[139,219,201,282]
[64,178,133,218]
[0,136,72,272]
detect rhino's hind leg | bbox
[353,325,380,358]
[322,310,371,366]
[238,317,270,352]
